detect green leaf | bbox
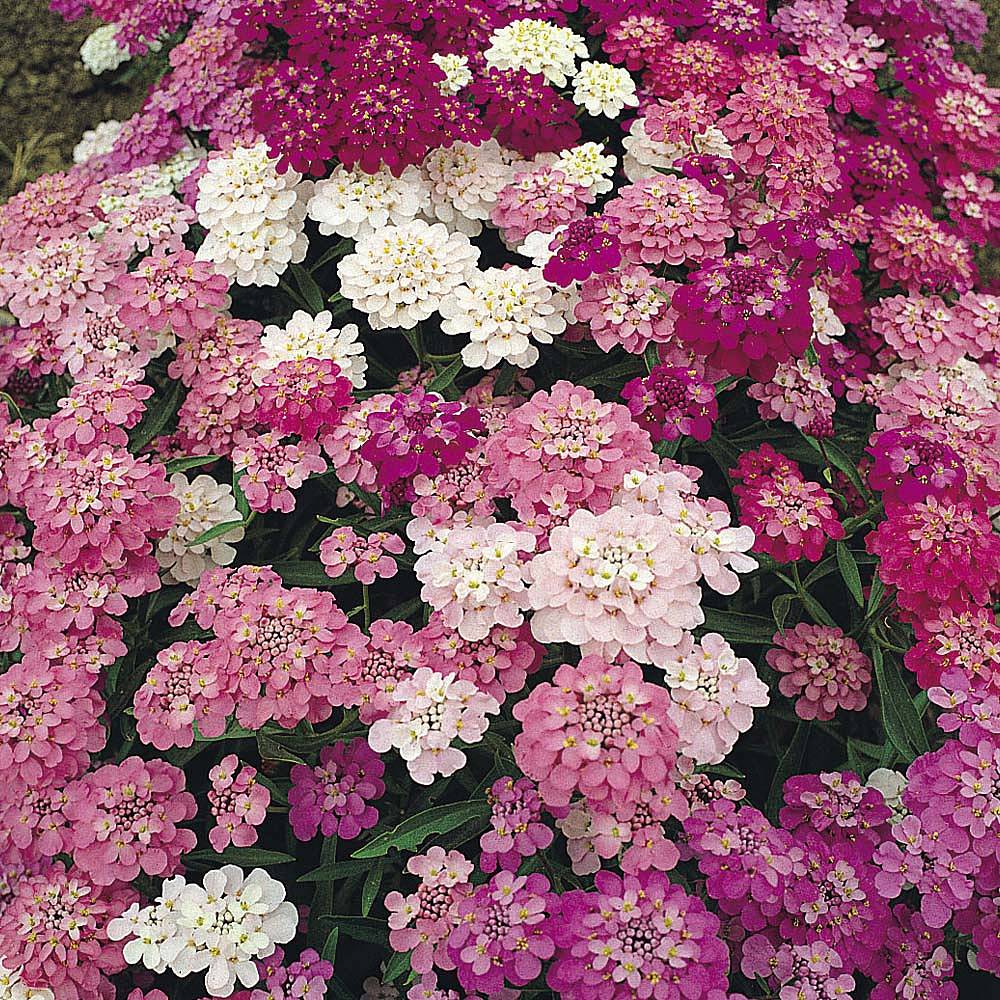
[189,519,244,547]
[310,241,354,273]
[321,926,339,963]
[492,363,518,397]
[866,575,885,615]
[766,722,809,820]
[873,646,929,759]
[428,355,466,393]
[700,609,776,644]
[643,342,659,374]
[257,732,307,766]
[290,263,327,313]
[382,949,412,985]
[130,379,183,452]
[299,858,374,883]
[232,469,250,520]
[771,593,793,633]
[835,543,864,606]
[272,561,338,587]
[797,590,837,628]
[314,915,386,945]
[352,801,490,859]
[165,454,220,474]
[187,848,297,867]
[360,858,385,917]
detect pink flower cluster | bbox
[732,445,845,562]
[288,739,385,842]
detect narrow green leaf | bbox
[299,858,373,883]
[866,575,885,615]
[382,949,412,984]
[314,915,386,945]
[321,926,339,963]
[130,379,183,452]
[257,732,307,766]
[771,593,793,633]
[798,590,837,628]
[310,241,354,273]
[360,858,385,917]
[492,363,518,397]
[189,519,244,547]
[187,848,296,867]
[700,609,776,644]
[165,454,221,474]
[272,561,339,587]
[643,342,659,374]
[290,263,327,313]
[428,355,466,393]
[873,646,929,759]
[835,543,864,606]
[232,469,250,520]
[766,722,809,820]
[352,801,490,859]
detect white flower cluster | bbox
[549,142,618,195]
[431,52,472,94]
[338,219,480,330]
[107,866,297,998]
[157,473,245,584]
[572,61,639,118]
[809,285,846,344]
[0,960,54,1000]
[72,119,122,164]
[79,23,130,75]
[258,309,368,387]
[484,19,588,86]
[196,142,312,287]
[440,265,571,369]
[422,140,518,237]
[307,164,429,241]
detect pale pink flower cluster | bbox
[368,668,499,784]
[748,358,837,435]
[415,522,535,641]
[526,503,703,664]
[207,754,270,852]
[661,633,770,765]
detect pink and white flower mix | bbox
[0,0,998,995]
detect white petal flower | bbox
[431,52,472,94]
[79,23,130,74]
[338,219,479,330]
[484,19,588,86]
[572,61,639,117]
[810,284,845,344]
[196,142,312,287]
[551,143,618,195]
[258,310,368,387]
[157,473,245,584]
[72,119,122,164]
[622,116,733,182]
[307,164,429,241]
[422,140,519,236]
[439,265,571,369]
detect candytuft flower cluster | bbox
[1,0,999,995]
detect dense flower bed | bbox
[0,0,998,997]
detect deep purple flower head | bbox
[288,739,385,841]
[361,388,484,499]
[543,217,622,286]
[673,253,813,381]
[867,423,967,508]
[622,364,718,442]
